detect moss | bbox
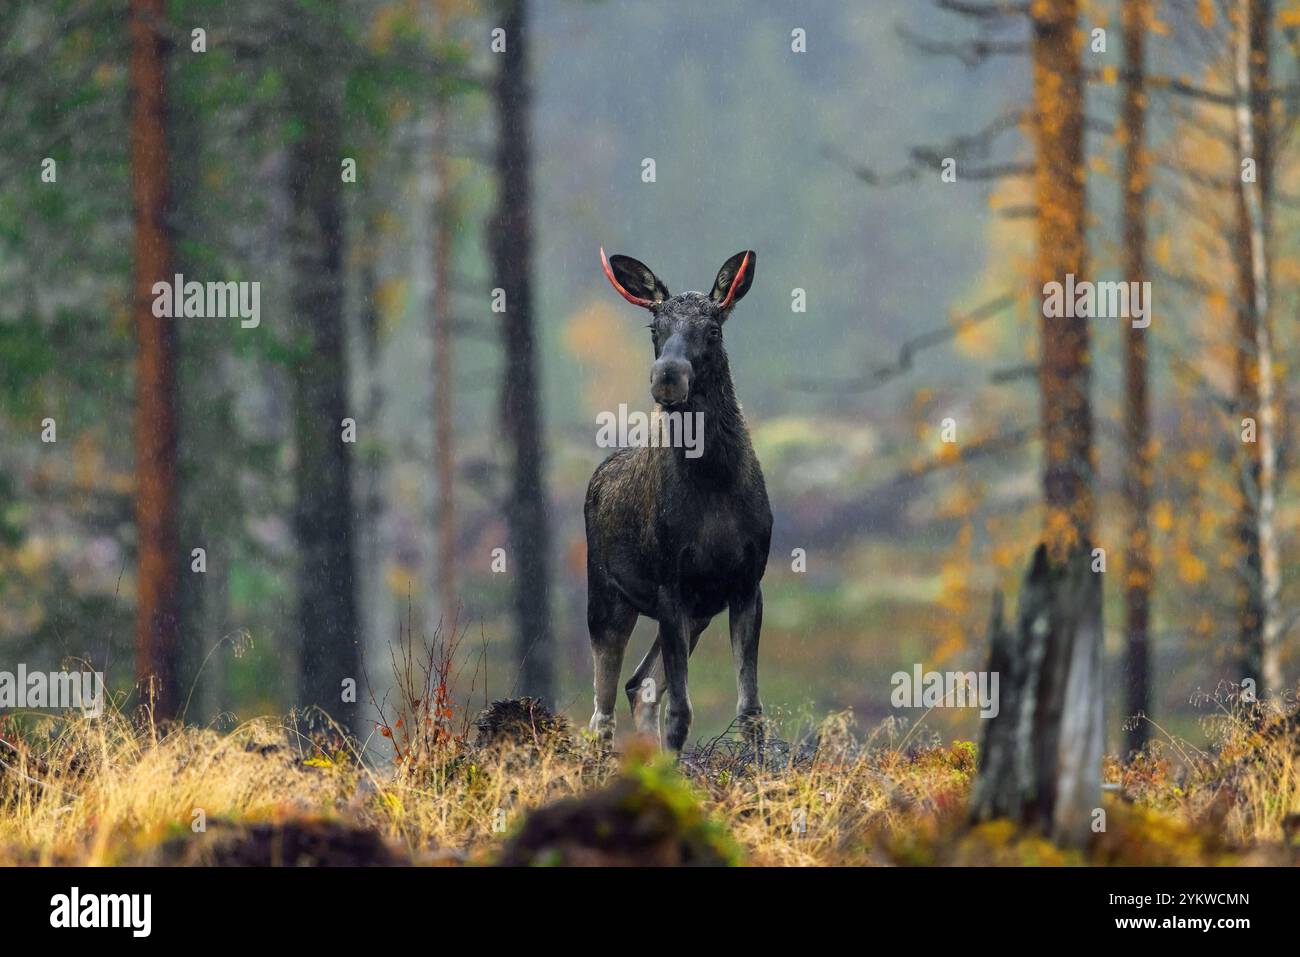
[496,753,740,866]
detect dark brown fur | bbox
[586,253,771,751]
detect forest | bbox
[0,0,1298,871]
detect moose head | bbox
[600,249,756,409]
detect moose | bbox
[585,248,773,752]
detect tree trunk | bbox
[431,2,458,629]
[975,0,1103,841]
[288,72,360,729]
[970,544,1103,847]
[1120,0,1152,755]
[129,0,181,718]
[1232,0,1280,698]
[357,249,390,707]
[1032,0,1093,556]
[491,0,555,703]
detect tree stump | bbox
[969,543,1103,847]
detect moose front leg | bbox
[588,595,637,744]
[655,588,693,753]
[625,618,709,738]
[729,585,764,751]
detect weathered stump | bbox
[969,543,1103,847]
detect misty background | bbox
[1,0,1289,750]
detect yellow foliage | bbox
[1176,551,1207,584]
[375,276,408,335]
[1152,233,1172,269]
[952,311,999,359]
[14,536,54,576]
[561,298,644,416]
[385,561,422,597]
[72,433,105,490]
[373,209,403,238]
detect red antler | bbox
[600,247,656,307]
[717,251,751,309]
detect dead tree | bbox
[969,543,1103,847]
[848,2,1105,833]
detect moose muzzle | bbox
[651,355,691,407]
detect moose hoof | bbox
[630,695,659,737]
[588,712,615,745]
[664,704,692,753]
[738,710,765,752]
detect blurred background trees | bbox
[0,0,1296,746]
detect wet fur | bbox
[585,282,772,751]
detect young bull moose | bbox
[585,248,772,752]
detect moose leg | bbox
[729,586,764,750]
[588,596,637,743]
[656,589,694,753]
[626,619,708,737]
[656,619,709,741]
[625,639,662,736]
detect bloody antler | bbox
[717,251,751,310]
[600,247,656,307]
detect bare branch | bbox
[827,109,1028,187]
[787,291,1018,394]
[995,204,1037,219]
[936,0,1031,19]
[896,24,1028,67]
[1151,157,1236,192]
[989,363,1038,384]
[906,427,1033,478]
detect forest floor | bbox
[1,690,1298,866]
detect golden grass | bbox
[0,689,1296,866]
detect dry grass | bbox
[1,687,1297,866]
[2,623,1297,866]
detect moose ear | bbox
[709,250,755,310]
[601,248,669,307]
